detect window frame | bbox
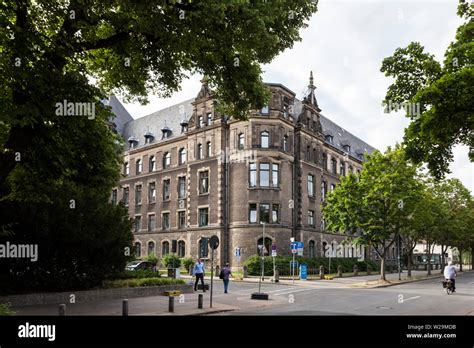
[260,131,269,148]
[199,208,209,227]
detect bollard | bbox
[337,265,342,278]
[243,266,248,278]
[58,304,66,316]
[198,294,203,309]
[367,266,372,275]
[122,299,129,316]
[168,296,174,313]
[319,265,325,279]
[353,264,358,276]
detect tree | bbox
[380,0,473,179]
[323,145,421,281]
[0,0,319,187]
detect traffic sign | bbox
[209,235,219,250]
[297,241,304,256]
[300,263,308,280]
[290,242,298,254]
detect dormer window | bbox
[343,144,351,153]
[180,118,189,133]
[128,136,138,149]
[144,131,154,144]
[325,135,333,144]
[161,126,172,139]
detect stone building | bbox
[110,73,376,268]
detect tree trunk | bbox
[380,255,386,281]
[426,243,432,276]
[440,244,445,273]
[459,250,463,272]
[407,249,412,277]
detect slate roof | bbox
[115,88,376,157]
[121,98,194,149]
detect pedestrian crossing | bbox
[230,286,315,297]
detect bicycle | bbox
[442,279,454,295]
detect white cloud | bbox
[119,0,471,192]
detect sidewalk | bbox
[181,268,473,289]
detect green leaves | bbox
[380,2,473,179]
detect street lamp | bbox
[397,199,403,281]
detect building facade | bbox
[111,73,376,268]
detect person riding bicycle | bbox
[443,261,457,293]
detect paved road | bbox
[221,271,474,315]
[12,271,473,316]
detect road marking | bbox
[269,288,314,296]
[400,296,421,303]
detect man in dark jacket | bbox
[221,263,232,293]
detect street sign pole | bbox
[210,247,214,308]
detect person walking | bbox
[220,263,232,294]
[193,259,206,292]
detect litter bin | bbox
[167,268,180,278]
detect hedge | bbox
[0,303,15,316]
[103,277,185,288]
[113,270,161,280]
[243,255,379,276]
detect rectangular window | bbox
[272,164,279,187]
[135,185,142,205]
[272,204,279,223]
[199,171,209,194]
[178,177,186,199]
[321,181,327,201]
[207,112,212,124]
[308,174,314,197]
[178,211,186,229]
[111,189,117,205]
[148,182,156,203]
[249,203,257,223]
[199,208,209,227]
[148,214,156,231]
[249,163,257,187]
[163,179,170,201]
[331,184,336,192]
[162,213,170,230]
[123,187,129,206]
[134,216,141,232]
[259,203,270,223]
[259,163,270,187]
[308,210,314,227]
[199,116,204,128]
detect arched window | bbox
[340,161,346,176]
[309,240,316,258]
[238,133,245,150]
[283,135,288,152]
[135,159,142,174]
[257,237,272,256]
[148,241,155,256]
[134,242,141,258]
[207,141,212,157]
[331,158,337,174]
[197,144,203,159]
[260,131,269,148]
[162,241,170,256]
[179,148,186,165]
[322,242,327,257]
[178,241,186,257]
[321,153,327,170]
[149,156,156,172]
[163,152,171,169]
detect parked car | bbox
[125,261,155,271]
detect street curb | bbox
[184,308,236,316]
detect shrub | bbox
[162,253,181,268]
[181,257,194,272]
[103,277,185,288]
[113,269,161,280]
[145,254,159,266]
[0,303,15,316]
[243,255,379,276]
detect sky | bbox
[120,0,473,192]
